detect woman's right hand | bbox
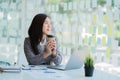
[42,41,53,58]
[46,40,52,53]
[44,40,56,58]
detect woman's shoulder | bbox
[25,37,30,41]
[24,37,30,44]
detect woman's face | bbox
[42,17,51,35]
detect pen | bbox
[22,65,31,70]
[22,65,25,67]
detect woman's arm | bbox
[51,37,62,65]
[24,38,47,65]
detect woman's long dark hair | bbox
[28,14,48,55]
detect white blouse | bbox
[40,37,47,46]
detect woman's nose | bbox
[48,23,51,28]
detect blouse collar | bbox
[40,36,47,45]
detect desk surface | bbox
[0,66,120,80]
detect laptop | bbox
[48,50,88,70]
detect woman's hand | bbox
[51,40,57,57]
[43,41,52,58]
[46,40,57,57]
[46,40,52,53]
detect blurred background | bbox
[0,0,120,75]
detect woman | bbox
[24,13,62,65]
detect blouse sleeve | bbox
[24,38,46,65]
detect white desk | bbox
[0,66,120,80]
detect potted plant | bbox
[84,54,94,77]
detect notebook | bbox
[0,66,21,73]
[47,50,87,70]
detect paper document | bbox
[22,65,47,70]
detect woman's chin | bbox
[47,32,51,34]
[46,33,50,35]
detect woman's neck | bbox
[41,35,46,43]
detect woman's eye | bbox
[45,22,48,24]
